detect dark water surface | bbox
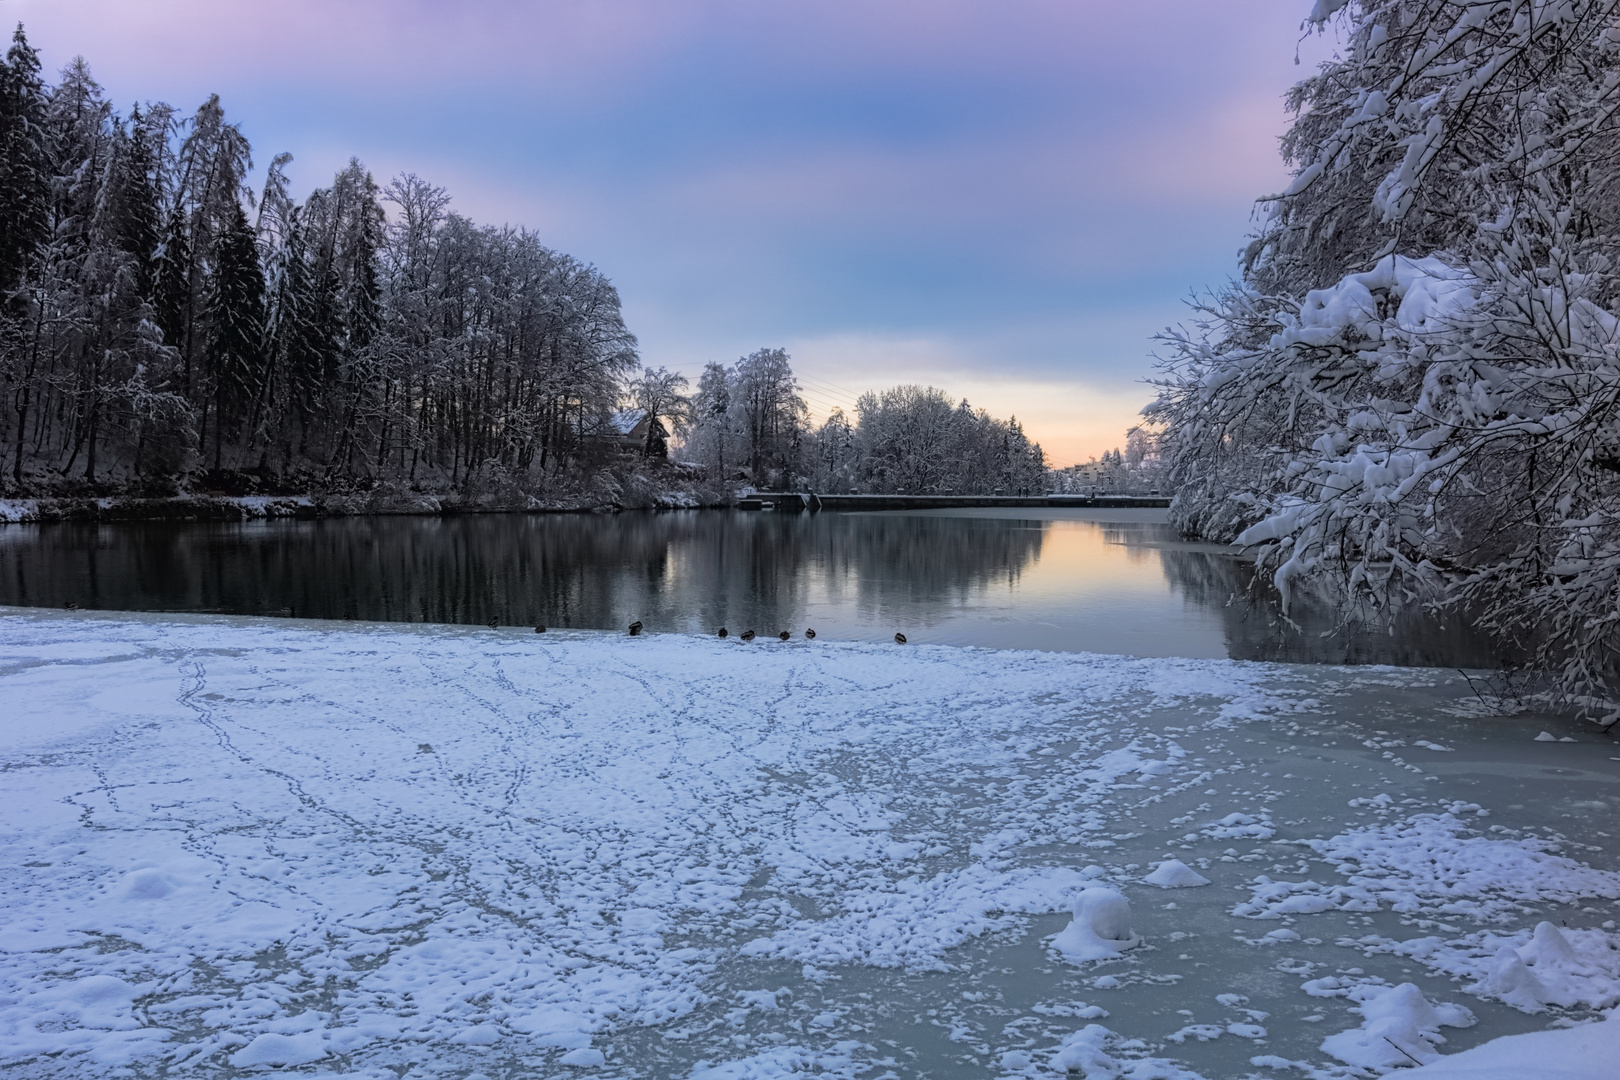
[0,507,1505,667]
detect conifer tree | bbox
[0,24,48,298]
[108,109,162,298]
[152,209,191,355]
[204,198,265,468]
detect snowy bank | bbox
[1382,1009,1617,1080]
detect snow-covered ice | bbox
[0,609,1616,1079]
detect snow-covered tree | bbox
[794,385,1046,495]
[804,407,857,492]
[0,29,655,496]
[852,384,960,494]
[684,362,736,475]
[681,349,807,487]
[1049,434,1166,496]
[0,25,48,302]
[203,197,265,468]
[1153,0,1620,716]
[627,366,690,458]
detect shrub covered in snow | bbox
[1152,0,1620,717]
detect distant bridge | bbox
[742,493,1171,511]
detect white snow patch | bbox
[1387,1009,1618,1080]
[1050,1023,1205,1078]
[1051,888,1141,963]
[1319,982,1474,1069]
[229,1031,329,1068]
[686,1043,859,1079]
[1143,859,1211,889]
[1201,812,1275,840]
[1234,813,1620,921]
[560,1047,606,1067]
[1353,921,1620,1013]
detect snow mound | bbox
[559,1047,605,1067]
[1052,887,1141,963]
[1476,922,1594,1011]
[229,1032,329,1068]
[1050,1023,1205,1078]
[1368,921,1620,1013]
[1319,982,1474,1069]
[1143,859,1211,888]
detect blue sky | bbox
[13,0,1334,464]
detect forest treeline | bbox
[673,350,1052,495]
[0,28,665,503]
[0,27,1148,506]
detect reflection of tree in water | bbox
[0,512,1045,636]
[1152,540,1514,670]
[814,514,1046,622]
[0,515,1525,669]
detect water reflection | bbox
[1147,528,1511,668]
[0,509,1506,668]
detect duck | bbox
[717,627,728,638]
[63,601,78,610]
[740,629,756,642]
[778,630,791,641]
[804,628,816,639]
[534,625,546,634]
[628,620,644,636]
[894,632,907,644]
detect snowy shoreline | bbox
[1,610,1614,1079]
[0,491,723,525]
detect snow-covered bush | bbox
[1153,0,1620,716]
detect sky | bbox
[9,0,1336,466]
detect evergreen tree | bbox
[107,109,162,298]
[204,198,264,467]
[268,214,333,450]
[0,24,48,297]
[152,209,191,355]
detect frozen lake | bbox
[0,508,1502,667]
[0,612,1614,1079]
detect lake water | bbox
[0,507,1504,669]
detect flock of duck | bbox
[51,601,911,645]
